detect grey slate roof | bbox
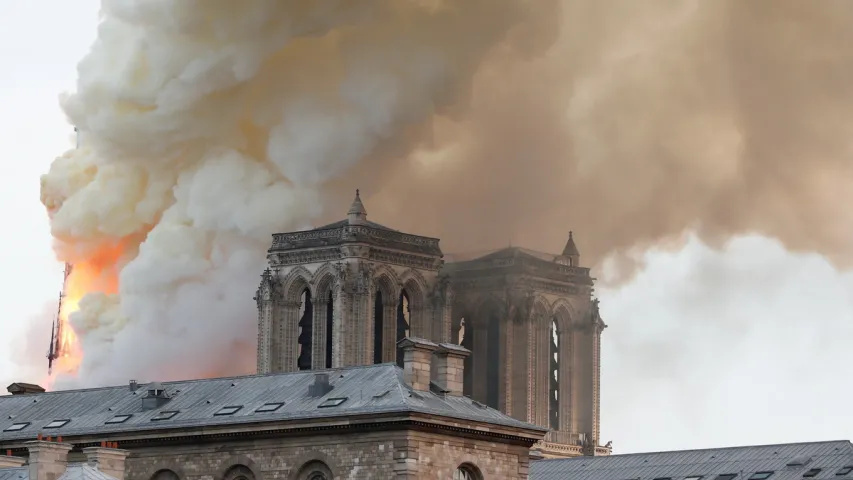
[531,440,853,480]
[0,364,543,443]
[0,464,119,480]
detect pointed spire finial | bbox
[562,230,580,261]
[348,189,367,224]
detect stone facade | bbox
[123,430,532,480]
[257,193,610,458]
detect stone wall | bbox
[122,429,532,480]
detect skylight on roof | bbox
[255,402,284,413]
[654,477,672,480]
[151,411,179,421]
[749,472,774,480]
[716,474,738,480]
[43,420,69,429]
[685,476,704,480]
[318,397,348,408]
[3,423,29,432]
[105,415,132,425]
[804,469,821,478]
[214,406,243,416]
[837,467,853,476]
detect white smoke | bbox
[43,0,556,387]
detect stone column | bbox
[256,296,272,374]
[26,441,72,480]
[276,300,300,372]
[311,293,327,370]
[82,447,130,480]
[592,319,605,442]
[383,299,398,363]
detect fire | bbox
[47,242,124,384]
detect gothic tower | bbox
[256,193,608,458]
[256,191,451,374]
[444,233,607,458]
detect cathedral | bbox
[256,191,609,458]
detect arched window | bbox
[151,470,179,480]
[296,461,333,480]
[223,465,255,480]
[549,318,560,430]
[395,289,412,367]
[454,463,482,480]
[373,290,384,364]
[297,288,313,370]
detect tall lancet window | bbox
[297,289,313,370]
[373,290,384,364]
[395,290,411,367]
[324,290,334,368]
[549,318,560,430]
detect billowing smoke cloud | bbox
[41,0,853,388]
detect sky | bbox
[0,1,851,455]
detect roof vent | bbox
[141,382,171,411]
[788,457,814,468]
[6,383,45,395]
[308,373,333,397]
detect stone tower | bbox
[443,232,607,458]
[256,191,451,374]
[256,193,609,458]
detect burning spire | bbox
[46,263,73,375]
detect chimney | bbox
[435,343,471,396]
[6,383,46,395]
[0,451,25,468]
[308,373,333,397]
[25,440,72,480]
[396,337,438,391]
[83,446,131,480]
[129,380,138,392]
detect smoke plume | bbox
[42,0,853,387]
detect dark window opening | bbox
[105,415,131,424]
[255,402,284,413]
[373,290,384,364]
[395,290,411,368]
[43,419,70,429]
[325,290,334,369]
[549,318,560,430]
[151,411,179,421]
[804,469,821,478]
[461,317,473,397]
[837,467,853,476]
[214,406,243,416]
[318,397,348,408]
[654,477,673,480]
[716,474,738,480]
[750,472,774,480]
[485,313,500,409]
[297,288,313,370]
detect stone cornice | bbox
[270,224,442,257]
[0,411,543,453]
[446,256,593,286]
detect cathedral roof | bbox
[0,364,542,447]
[531,440,853,480]
[443,246,592,285]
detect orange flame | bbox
[47,241,126,386]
